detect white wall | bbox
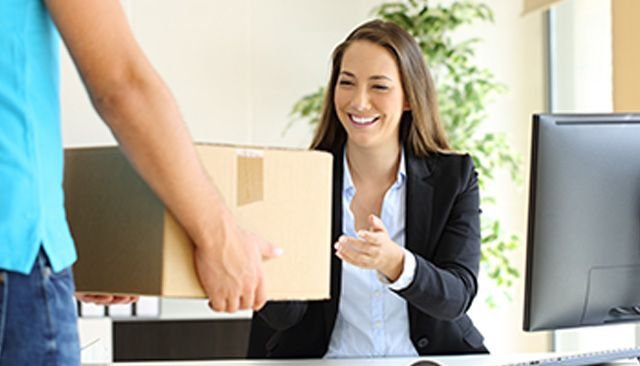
[61,0,388,148]
[553,0,613,112]
[61,0,547,355]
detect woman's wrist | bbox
[380,245,405,282]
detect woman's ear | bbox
[403,98,411,111]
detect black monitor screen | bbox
[524,113,640,331]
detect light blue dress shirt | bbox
[0,0,76,274]
[325,149,418,358]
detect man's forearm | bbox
[91,70,230,248]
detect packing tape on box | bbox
[236,149,264,206]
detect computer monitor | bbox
[524,113,640,332]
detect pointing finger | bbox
[339,235,377,252]
[368,215,387,233]
[357,230,385,245]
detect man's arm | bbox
[45,0,280,312]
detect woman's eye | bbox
[372,84,389,91]
[338,80,354,86]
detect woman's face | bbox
[334,40,407,150]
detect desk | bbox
[84,353,639,366]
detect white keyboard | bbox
[503,347,640,366]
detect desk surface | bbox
[85,353,639,366]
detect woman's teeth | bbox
[350,114,378,125]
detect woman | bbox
[248,19,487,358]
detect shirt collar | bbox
[342,147,406,196]
[343,151,356,198]
[395,149,407,189]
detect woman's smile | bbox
[349,113,380,127]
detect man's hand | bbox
[76,293,139,305]
[195,215,282,313]
[335,214,404,282]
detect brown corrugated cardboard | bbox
[64,144,332,300]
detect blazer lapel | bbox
[323,144,344,339]
[405,148,436,259]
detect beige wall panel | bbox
[612,0,640,112]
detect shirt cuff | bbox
[377,248,416,291]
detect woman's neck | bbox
[346,141,401,188]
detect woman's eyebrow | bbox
[340,71,392,82]
[370,75,393,82]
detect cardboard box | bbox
[64,144,332,300]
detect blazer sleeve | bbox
[256,301,309,331]
[396,155,481,321]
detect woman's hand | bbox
[334,214,405,282]
[76,293,139,305]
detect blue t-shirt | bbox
[0,0,76,274]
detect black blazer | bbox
[248,144,488,358]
